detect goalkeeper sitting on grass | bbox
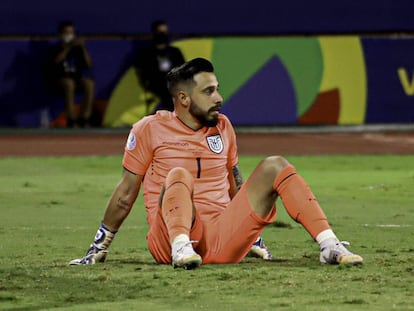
[70,58,363,269]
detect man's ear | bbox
[178,91,190,107]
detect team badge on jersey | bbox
[126,132,136,150]
[206,134,224,154]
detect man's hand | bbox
[69,223,116,265]
[73,38,86,48]
[69,244,108,265]
[247,236,273,260]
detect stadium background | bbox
[0,0,413,128]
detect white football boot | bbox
[320,241,363,265]
[172,240,202,270]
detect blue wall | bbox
[1,36,414,127]
[1,1,414,127]
[1,0,414,36]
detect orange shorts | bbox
[146,183,276,264]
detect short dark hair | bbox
[151,20,167,33]
[58,20,74,33]
[166,58,214,95]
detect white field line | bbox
[361,224,412,228]
[7,226,145,231]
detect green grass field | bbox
[0,155,413,310]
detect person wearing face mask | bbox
[44,21,95,127]
[134,20,185,112]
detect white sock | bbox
[315,229,338,250]
[172,234,190,246]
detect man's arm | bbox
[228,164,243,199]
[69,168,142,265]
[102,168,143,231]
[53,44,71,64]
[75,38,93,68]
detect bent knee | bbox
[81,78,95,88]
[60,78,75,91]
[165,167,194,190]
[260,156,290,175]
[167,167,192,179]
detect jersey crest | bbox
[206,134,224,154]
[126,132,136,150]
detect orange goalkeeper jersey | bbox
[122,110,239,227]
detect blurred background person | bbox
[134,20,185,112]
[44,21,95,127]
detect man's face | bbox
[153,24,169,45]
[155,24,169,34]
[188,72,223,127]
[60,25,75,43]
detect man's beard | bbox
[189,100,219,127]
